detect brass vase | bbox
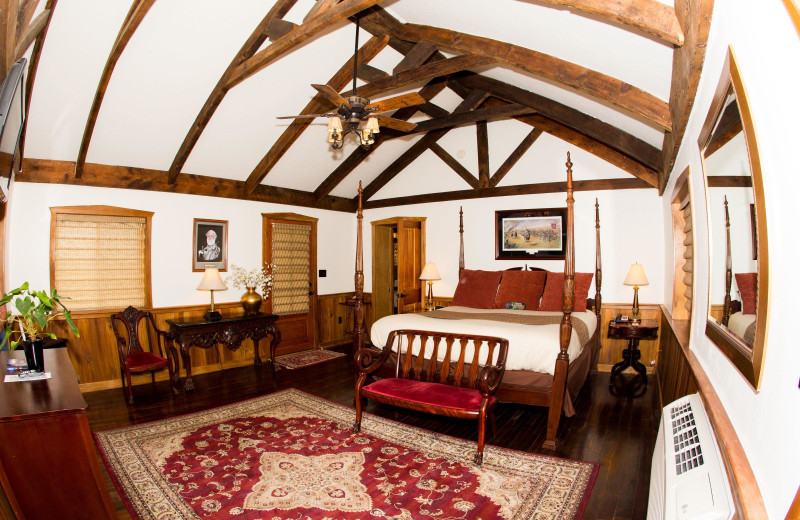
[240,286,262,315]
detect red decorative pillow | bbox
[493,270,547,310]
[735,273,757,315]
[450,269,503,309]
[538,272,594,312]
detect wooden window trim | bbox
[49,205,154,313]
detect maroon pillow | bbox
[538,272,594,312]
[450,269,503,309]
[735,273,757,315]
[493,270,547,310]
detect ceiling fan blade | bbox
[366,92,426,113]
[374,116,417,132]
[276,114,334,119]
[312,84,351,109]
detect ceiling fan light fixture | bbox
[364,117,380,134]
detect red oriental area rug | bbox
[275,349,346,369]
[95,389,598,520]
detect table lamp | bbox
[624,262,649,324]
[197,266,227,321]
[419,263,441,311]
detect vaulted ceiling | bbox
[2,0,712,212]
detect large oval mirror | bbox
[700,47,769,390]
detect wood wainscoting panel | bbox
[597,303,662,373]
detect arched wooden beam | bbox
[243,34,389,194]
[74,0,156,178]
[226,0,385,89]
[167,0,299,183]
[394,23,672,131]
[535,0,684,47]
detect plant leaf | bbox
[63,311,80,337]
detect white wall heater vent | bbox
[646,393,734,520]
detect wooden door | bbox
[371,224,394,322]
[262,213,318,355]
[396,218,423,313]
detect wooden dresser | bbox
[0,348,116,519]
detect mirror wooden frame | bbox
[698,46,769,390]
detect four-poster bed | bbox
[720,196,756,344]
[351,153,602,450]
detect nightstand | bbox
[608,319,658,388]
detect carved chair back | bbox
[111,306,166,360]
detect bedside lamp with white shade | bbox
[419,263,441,311]
[623,262,649,324]
[197,266,227,321]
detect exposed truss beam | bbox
[383,103,534,138]
[393,41,437,74]
[356,63,388,82]
[454,73,662,172]
[364,178,654,209]
[303,0,342,23]
[226,0,385,89]
[14,7,48,61]
[659,0,714,192]
[243,34,389,194]
[168,0,299,183]
[429,143,478,189]
[535,0,684,46]
[395,23,672,131]
[490,128,543,188]
[74,0,156,178]
[312,77,449,201]
[19,159,355,212]
[476,120,489,187]
[361,89,489,201]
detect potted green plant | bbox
[0,282,80,371]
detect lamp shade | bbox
[197,267,228,291]
[419,263,441,281]
[623,263,649,287]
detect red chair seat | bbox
[126,351,168,370]
[363,378,493,412]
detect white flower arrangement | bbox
[227,263,277,297]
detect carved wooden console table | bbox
[166,313,281,390]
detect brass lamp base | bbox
[425,281,435,311]
[204,310,222,322]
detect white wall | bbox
[663,1,800,516]
[6,182,357,307]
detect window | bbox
[50,206,153,311]
[671,167,694,322]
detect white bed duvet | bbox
[369,306,598,376]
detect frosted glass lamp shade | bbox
[419,263,441,281]
[623,263,649,287]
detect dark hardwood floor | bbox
[84,345,662,520]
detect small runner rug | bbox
[95,389,598,520]
[275,348,345,369]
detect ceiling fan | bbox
[277,16,424,150]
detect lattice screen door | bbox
[262,214,318,355]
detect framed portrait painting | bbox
[495,208,567,260]
[193,218,228,271]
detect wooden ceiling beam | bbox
[265,18,297,41]
[429,143,478,189]
[303,0,342,23]
[476,120,489,188]
[13,2,45,61]
[356,63,389,82]
[361,89,489,201]
[384,103,534,138]
[167,0,299,183]
[535,0,684,46]
[19,158,356,212]
[226,0,385,89]
[312,76,449,201]
[393,41,437,74]
[659,0,714,193]
[395,23,672,131]
[364,177,654,209]
[454,72,662,171]
[490,128,543,188]
[243,34,389,194]
[75,0,156,178]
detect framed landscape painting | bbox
[495,208,567,260]
[193,218,228,272]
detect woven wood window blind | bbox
[681,195,694,315]
[53,213,147,311]
[270,222,310,315]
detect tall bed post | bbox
[353,182,365,355]
[595,198,602,319]
[543,152,575,450]
[722,196,732,325]
[458,206,464,279]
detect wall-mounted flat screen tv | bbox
[0,58,27,202]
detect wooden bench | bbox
[353,329,509,464]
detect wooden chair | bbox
[353,329,509,464]
[110,306,178,404]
